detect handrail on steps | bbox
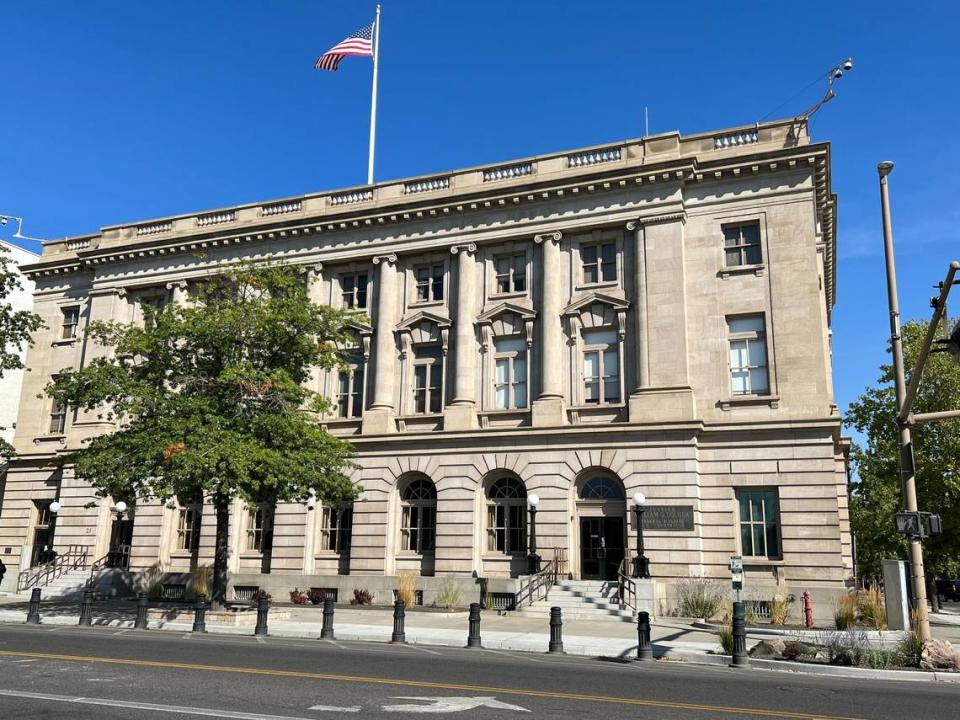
[514,552,561,610]
[617,557,638,616]
[16,545,89,593]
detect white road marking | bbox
[482,649,548,664]
[380,696,529,713]
[0,688,322,720]
[113,629,131,635]
[321,639,347,649]
[397,644,441,656]
[256,636,266,644]
[307,705,361,713]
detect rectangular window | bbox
[341,273,369,309]
[737,490,781,558]
[581,328,620,404]
[493,337,527,410]
[723,222,762,267]
[494,254,526,294]
[581,242,617,284]
[412,348,443,414]
[176,505,202,552]
[319,506,351,553]
[400,505,436,554]
[486,504,527,554]
[49,398,67,435]
[337,365,364,419]
[728,315,769,395]
[61,306,80,339]
[415,264,445,303]
[246,505,274,553]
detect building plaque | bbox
[643,505,694,531]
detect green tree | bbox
[0,241,44,459]
[845,320,960,583]
[47,263,360,605]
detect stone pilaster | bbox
[362,254,399,434]
[444,243,478,430]
[626,213,696,422]
[165,280,188,306]
[531,231,566,427]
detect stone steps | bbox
[515,579,636,623]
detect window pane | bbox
[514,381,527,408]
[582,245,597,264]
[603,349,618,378]
[728,316,764,334]
[748,339,767,367]
[750,496,764,522]
[753,525,765,556]
[497,275,510,294]
[496,257,509,275]
[725,248,742,267]
[495,337,526,354]
[600,243,616,263]
[744,244,762,265]
[514,356,526,382]
[739,494,750,520]
[582,329,617,346]
[750,367,769,394]
[729,340,748,370]
[432,266,444,300]
[765,523,779,558]
[741,223,760,245]
[731,370,749,395]
[495,358,508,384]
[741,524,754,556]
[583,351,599,381]
[583,265,598,284]
[723,227,741,247]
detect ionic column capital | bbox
[534,231,562,245]
[372,253,398,266]
[450,243,477,256]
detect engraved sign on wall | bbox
[643,505,695,531]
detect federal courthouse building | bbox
[0,118,852,611]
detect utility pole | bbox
[878,160,930,642]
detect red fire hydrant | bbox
[802,591,814,628]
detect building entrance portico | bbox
[574,475,627,580]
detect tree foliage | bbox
[0,242,44,458]
[47,263,361,602]
[845,320,960,580]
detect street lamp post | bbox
[526,494,540,575]
[632,492,650,579]
[109,501,128,569]
[878,160,931,643]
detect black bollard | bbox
[26,588,41,624]
[78,589,94,627]
[192,594,207,633]
[254,594,269,636]
[392,600,406,643]
[549,606,564,654]
[731,601,748,668]
[466,602,482,648]
[134,592,149,629]
[320,596,335,640]
[636,611,653,661]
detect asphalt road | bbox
[0,623,956,720]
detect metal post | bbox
[79,589,93,627]
[193,594,207,633]
[549,606,564,654]
[134,592,149,630]
[636,611,653,661]
[731,601,748,667]
[466,602,482,648]
[633,506,650,578]
[392,600,406,643]
[254,594,269,636]
[26,588,41,624]
[321,596,335,639]
[878,161,931,643]
[527,507,540,575]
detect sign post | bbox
[729,555,743,603]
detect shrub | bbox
[191,565,211,599]
[250,589,272,606]
[482,592,495,611]
[289,588,308,605]
[920,639,960,671]
[899,610,924,668]
[716,623,734,655]
[436,579,463,610]
[397,572,416,606]
[307,588,325,605]
[351,588,373,605]
[676,577,725,619]
[744,603,760,626]
[857,588,886,630]
[833,594,857,630]
[770,595,792,625]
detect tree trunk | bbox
[212,495,230,610]
[927,572,941,613]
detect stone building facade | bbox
[0,118,851,611]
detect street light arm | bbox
[899,261,960,423]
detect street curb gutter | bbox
[661,650,960,684]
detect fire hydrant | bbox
[802,591,814,628]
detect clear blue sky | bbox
[1,1,958,436]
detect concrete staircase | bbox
[10,569,92,601]
[515,579,636,623]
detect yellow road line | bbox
[0,649,863,720]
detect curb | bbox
[692,621,908,644]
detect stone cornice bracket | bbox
[533,231,562,245]
[449,242,477,256]
[372,253,398,266]
[626,212,687,231]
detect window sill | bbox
[719,394,779,410]
[409,300,445,309]
[575,280,620,292]
[397,551,435,558]
[170,551,194,559]
[33,435,66,444]
[742,558,785,566]
[569,402,626,411]
[51,338,78,347]
[490,291,528,301]
[481,408,529,415]
[718,264,765,279]
[314,552,342,559]
[239,552,265,559]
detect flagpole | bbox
[367,4,381,185]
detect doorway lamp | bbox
[632,492,651,579]
[526,493,541,575]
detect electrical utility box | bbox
[882,559,910,631]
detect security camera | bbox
[842,58,853,71]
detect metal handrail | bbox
[16,545,88,593]
[514,556,558,610]
[90,544,131,576]
[617,557,637,615]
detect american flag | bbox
[315,21,375,71]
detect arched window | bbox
[400,477,436,555]
[486,477,527,554]
[578,476,625,501]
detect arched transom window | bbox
[486,477,527,554]
[400,477,436,555]
[578,476,625,501]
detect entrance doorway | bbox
[579,516,624,580]
[107,515,134,568]
[30,501,57,567]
